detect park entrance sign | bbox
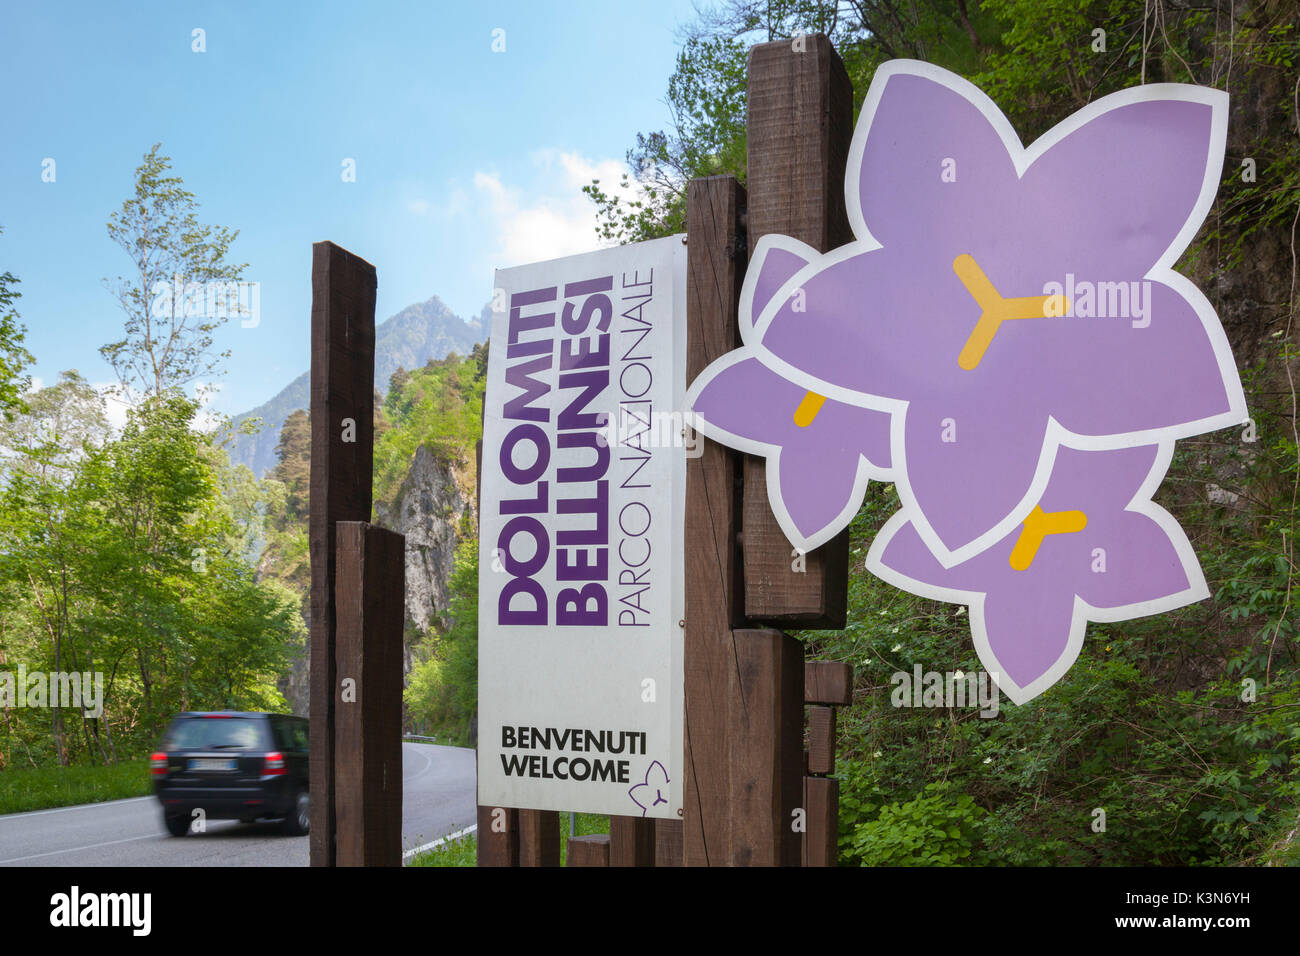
[478,236,687,819]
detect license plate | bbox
[188,758,237,771]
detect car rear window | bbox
[164,717,266,751]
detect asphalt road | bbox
[0,742,476,867]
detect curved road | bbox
[0,742,476,867]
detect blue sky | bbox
[0,0,700,419]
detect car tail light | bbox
[150,752,169,777]
[264,751,286,776]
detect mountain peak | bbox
[224,295,489,477]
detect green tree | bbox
[0,227,35,422]
[100,144,247,399]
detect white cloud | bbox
[473,150,637,268]
[93,382,134,433]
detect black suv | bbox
[151,712,310,837]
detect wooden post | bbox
[654,818,685,867]
[609,816,655,867]
[567,834,611,867]
[731,628,804,866]
[683,176,748,866]
[309,241,377,867]
[803,776,839,867]
[476,805,519,867]
[805,661,853,707]
[518,809,561,866]
[803,661,852,867]
[334,522,405,867]
[807,706,836,776]
[742,34,853,628]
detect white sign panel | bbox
[478,235,687,819]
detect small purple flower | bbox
[628,760,671,817]
[867,443,1206,703]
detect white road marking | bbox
[0,796,153,821]
[403,742,434,784]
[0,832,159,865]
[402,824,477,861]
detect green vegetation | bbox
[375,345,486,513]
[0,147,298,776]
[0,759,150,815]
[405,814,611,868]
[404,537,479,744]
[0,227,34,424]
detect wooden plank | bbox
[807,705,836,776]
[333,522,405,866]
[476,805,519,867]
[803,776,839,867]
[567,834,611,867]
[609,815,655,867]
[742,34,853,628]
[683,176,748,867]
[654,818,684,867]
[518,809,561,867]
[805,660,853,705]
[731,628,804,866]
[308,241,377,867]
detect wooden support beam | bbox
[731,628,804,866]
[476,805,519,867]
[567,834,611,867]
[609,816,655,867]
[807,705,836,776]
[805,661,854,706]
[333,522,405,867]
[683,176,748,867]
[309,241,377,867]
[654,818,684,867]
[803,776,839,867]
[518,809,561,867]
[742,34,853,628]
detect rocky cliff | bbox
[375,444,477,669]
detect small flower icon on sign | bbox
[628,760,670,817]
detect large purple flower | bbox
[689,60,1245,566]
[867,443,1206,703]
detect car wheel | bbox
[283,789,310,836]
[164,813,191,837]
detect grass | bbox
[405,813,611,867]
[0,758,152,815]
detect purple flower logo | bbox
[628,760,670,817]
[868,443,1206,703]
[686,60,1245,702]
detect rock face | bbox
[374,444,476,667]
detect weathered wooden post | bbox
[742,34,853,628]
[682,175,748,866]
[680,33,852,867]
[803,661,852,866]
[334,521,405,866]
[308,241,377,867]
